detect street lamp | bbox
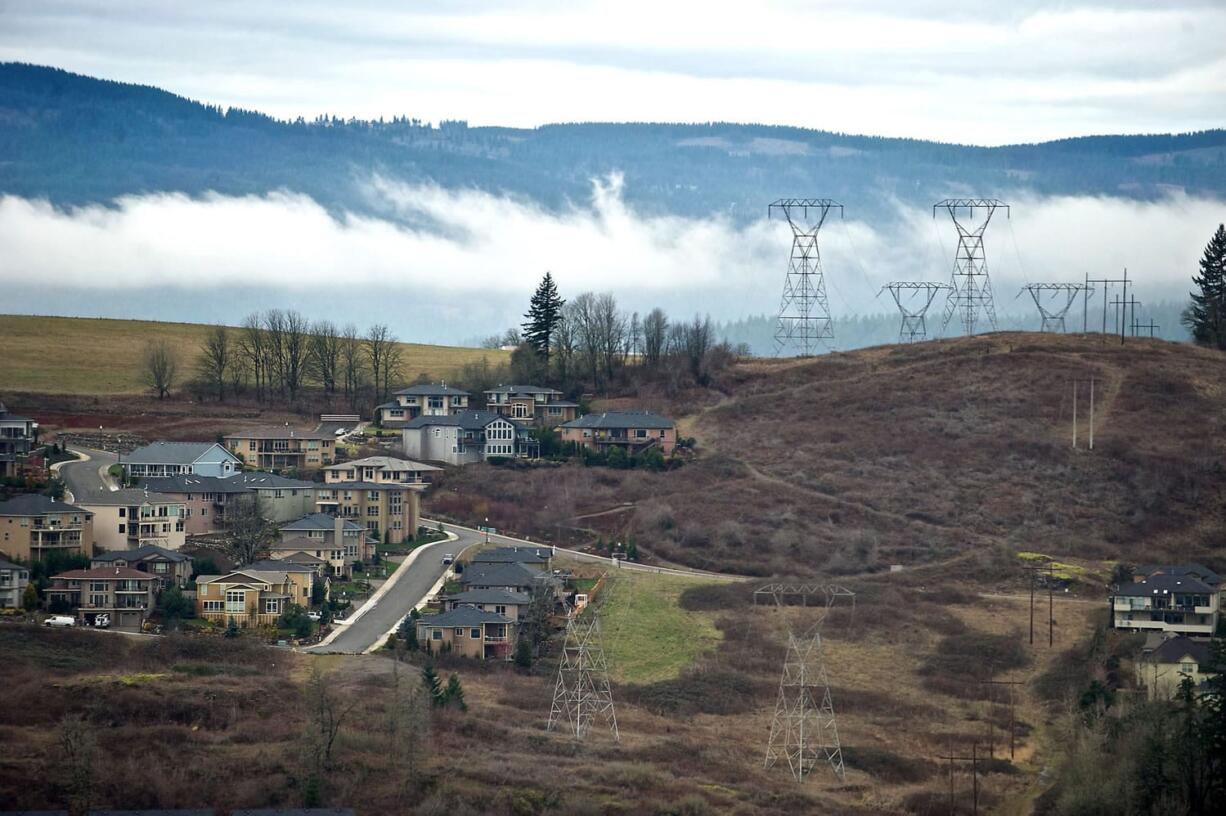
[484,517,489,543]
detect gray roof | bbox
[324,456,440,472]
[445,588,530,605]
[0,494,88,516]
[224,427,334,441]
[124,441,231,465]
[226,472,316,489]
[319,480,423,491]
[0,403,34,422]
[92,545,192,563]
[0,556,26,571]
[1114,573,1217,597]
[280,513,364,532]
[561,411,675,430]
[471,546,551,565]
[459,562,540,588]
[1148,636,1214,666]
[394,383,471,397]
[140,475,252,495]
[247,559,318,573]
[1136,563,1221,586]
[76,488,181,506]
[485,384,562,395]
[279,551,328,565]
[418,605,513,627]
[404,410,526,432]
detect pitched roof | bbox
[0,402,34,422]
[1114,573,1217,597]
[324,456,440,472]
[318,480,424,492]
[277,551,328,565]
[404,410,525,432]
[445,588,531,605]
[0,556,26,571]
[247,559,318,573]
[92,545,191,563]
[471,546,551,565]
[197,569,289,585]
[139,474,252,494]
[225,472,317,489]
[418,605,514,627]
[1136,563,1221,586]
[280,513,364,532]
[0,494,88,516]
[76,488,181,506]
[394,383,471,397]
[561,411,675,430]
[53,566,156,581]
[1148,636,1214,666]
[124,441,233,465]
[459,562,539,587]
[224,427,334,441]
[485,384,562,395]
[270,536,331,552]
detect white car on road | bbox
[44,615,76,627]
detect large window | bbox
[203,600,223,612]
[225,590,246,613]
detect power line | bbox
[547,606,619,742]
[770,199,841,356]
[881,281,952,343]
[935,198,1008,336]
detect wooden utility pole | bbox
[978,678,1024,759]
[942,741,982,816]
[1088,377,1094,451]
[1024,562,1056,647]
[1072,380,1078,448]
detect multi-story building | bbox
[248,559,328,604]
[195,568,302,628]
[138,475,251,535]
[459,562,540,594]
[313,482,422,545]
[0,402,37,480]
[225,472,316,522]
[401,411,535,466]
[559,411,677,456]
[123,441,241,480]
[91,545,194,588]
[77,489,186,552]
[0,494,94,562]
[470,546,552,571]
[323,456,440,486]
[1136,636,1220,700]
[483,385,579,427]
[276,513,371,576]
[1110,565,1221,637]
[223,427,337,470]
[443,588,531,621]
[47,566,158,629]
[416,605,516,660]
[0,556,31,608]
[375,383,470,427]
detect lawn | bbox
[0,314,508,395]
[598,569,724,685]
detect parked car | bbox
[93,613,110,628]
[306,611,322,622]
[44,615,76,627]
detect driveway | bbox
[57,447,119,503]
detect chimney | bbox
[334,514,344,547]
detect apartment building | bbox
[323,456,440,486]
[1110,565,1221,637]
[138,475,251,535]
[560,411,677,456]
[123,441,241,480]
[0,401,37,480]
[195,568,302,627]
[313,482,422,545]
[224,427,337,470]
[276,513,371,576]
[416,605,517,660]
[91,545,193,588]
[483,385,579,427]
[47,566,158,629]
[401,411,535,466]
[0,556,30,608]
[77,489,187,552]
[226,472,316,522]
[0,494,94,562]
[375,383,470,427]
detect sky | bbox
[2,0,1225,144]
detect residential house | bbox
[139,475,251,535]
[248,558,328,604]
[91,545,194,588]
[1110,570,1220,637]
[0,556,30,608]
[0,401,37,480]
[401,410,534,466]
[47,566,158,629]
[276,513,371,576]
[559,411,677,456]
[0,494,94,561]
[323,456,440,486]
[225,472,317,522]
[77,489,187,552]
[376,383,471,427]
[313,482,422,545]
[1135,563,1222,592]
[416,605,516,660]
[1136,636,1220,700]
[484,385,579,427]
[470,546,552,571]
[459,562,541,594]
[123,441,241,479]
[195,569,299,627]
[224,427,337,471]
[443,588,530,621]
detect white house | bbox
[375,383,471,427]
[123,441,242,479]
[401,410,534,466]
[1110,566,1220,638]
[76,489,187,552]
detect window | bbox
[153,562,167,573]
[454,627,465,637]
[225,590,246,613]
[249,441,257,451]
[119,507,126,518]
[203,600,223,612]
[90,581,107,592]
[89,594,108,607]
[636,429,647,438]
[431,629,442,641]
[118,524,125,533]
[367,506,379,517]
[495,605,507,615]
[1182,661,1196,674]
[433,428,442,438]
[264,599,281,613]
[471,628,481,639]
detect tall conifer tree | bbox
[522,272,565,361]
[1183,224,1226,349]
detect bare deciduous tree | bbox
[339,322,363,406]
[365,324,398,403]
[239,313,269,402]
[197,325,233,401]
[308,319,341,395]
[643,307,668,369]
[682,313,715,384]
[141,340,178,400]
[222,493,276,565]
[281,309,310,403]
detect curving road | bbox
[57,447,119,503]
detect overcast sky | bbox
[2,0,1224,144]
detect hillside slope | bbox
[433,333,1226,575]
[0,314,506,395]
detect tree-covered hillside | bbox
[3,63,1225,223]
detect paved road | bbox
[57,447,118,503]
[309,526,482,654]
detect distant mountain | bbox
[2,63,1225,223]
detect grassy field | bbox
[0,314,507,395]
[597,570,724,684]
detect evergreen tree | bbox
[421,663,443,706]
[522,272,565,361]
[1183,223,1226,349]
[444,674,468,711]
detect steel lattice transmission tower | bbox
[771,199,843,356]
[882,282,952,343]
[757,583,856,783]
[547,609,619,742]
[936,199,1008,336]
[1020,283,1090,333]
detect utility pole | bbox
[1086,271,1127,340]
[1089,378,1094,451]
[1024,562,1056,647]
[942,740,982,816]
[977,677,1024,759]
[1072,380,1078,449]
